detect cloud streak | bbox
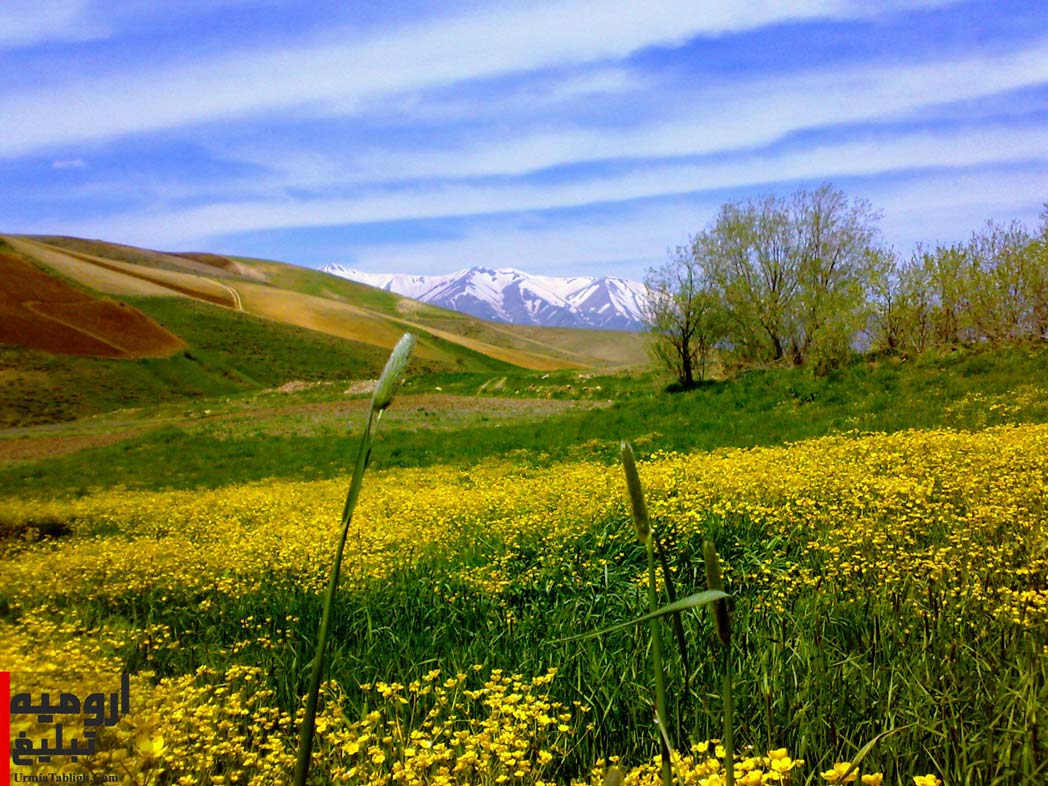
[0,0,960,157]
[314,167,1048,278]
[0,0,104,49]
[3,0,1043,282]
[47,118,1048,249]
[337,38,1048,182]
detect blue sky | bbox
[2,1,1046,280]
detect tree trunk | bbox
[681,337,694,388]
[771,333,785,362]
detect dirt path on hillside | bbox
[0,393,610,462]
[207,279,242,310]
[0,430,143,462]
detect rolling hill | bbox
[0,234,650,426]
[0,246,183,358]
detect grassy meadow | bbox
[2,342,1048,785]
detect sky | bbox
[2,1,1047,281]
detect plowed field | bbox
[0,250,184,357]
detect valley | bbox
[3,232,1048,785]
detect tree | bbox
[652,191,1047,373]
[790,185,882,369]
[870,250,934,355]
[967,220,1036,343]
[1030,205,1048,339]
[643,244,726,387]
[697,195,799,364]
[863,246,903,352]
[692,185,884,370]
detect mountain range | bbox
[320,265,647,331]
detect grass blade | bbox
[555,589,729,642]
[833,725,912,783]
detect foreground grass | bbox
[1,423,1046,784]
[4,343,1048,497]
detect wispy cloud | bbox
[49,118,1048,248]
[189,32,1048,195]
[3,0,1043,280]
[342,204,701,278]
[0,0,958,157]
[0,0,104,49]
[336,38,1048,182]
[318,167,1048,278]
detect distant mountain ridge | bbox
[320,264,647,331]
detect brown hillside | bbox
[27,236,223,274]
[0,250,184,358]
[5,236,239,308]
[22,236,267,283]
[171,251,236,268]
[6,234,648,371]
[169,252,251,276]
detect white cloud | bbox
[0,0,105,49]
[48,119,1048,248]
[51,158,87,169]
[333,167,1048,279]
[199,33,1048,191]
[867,169,1048,252]
[0,0,958,156]
[343,203,703,279]
[338,39,1048,181]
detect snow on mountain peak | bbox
[319,263,646,331]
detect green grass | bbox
[0,297,393,428]
[129,297,395,384]
[3,343,1047,783]
[43,494,1045,783]
[5,342,1048,497]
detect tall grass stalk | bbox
[293,333,416,786]
[704,540,734,786]
[621,441,672,786]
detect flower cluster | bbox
[5,423,1037,782]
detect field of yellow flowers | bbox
[2,422,1046,784]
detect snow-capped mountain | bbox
[320,265,647,331]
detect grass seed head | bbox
[620,441,651,543]
[703,540,732,648]
[372,333,417,411]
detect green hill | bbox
[0,234,649,427]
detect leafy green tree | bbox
[697,195,798,364]
[908,242,971,347]
[691,185,883,370]
[965,220,1033,343]
[791,185,883,370]
[1029,205,1048,339]
[866,247,908,353]
[643,245,727,387]
[870,213,1048,354]
[892,254,935,355]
